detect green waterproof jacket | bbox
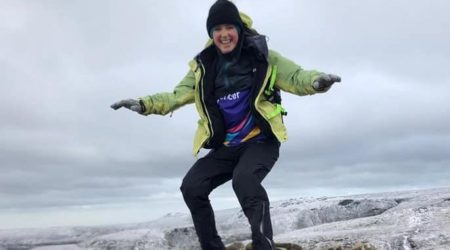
[139,14,322,156]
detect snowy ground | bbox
[1,187,449,250]
[32,245,84,250]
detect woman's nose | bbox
[219,30,229,37]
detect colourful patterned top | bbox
[216,88,264,146]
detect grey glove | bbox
[110,99,144,113]
[313,74,341,92]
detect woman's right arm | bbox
[137,70,196,116]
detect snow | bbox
[32,245,84,250]
[1,187,449,249]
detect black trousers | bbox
[180,139,280,250]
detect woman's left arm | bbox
[268,50,338,96]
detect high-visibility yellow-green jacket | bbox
[139,14,322,156]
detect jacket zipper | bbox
[254,64,271,114]
[197,58,214,147]
[252,64,277,138]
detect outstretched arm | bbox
[111,70,196,116]
[268,50,341,95]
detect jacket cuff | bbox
[138,100,146,114]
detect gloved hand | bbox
[313,74,341,92]
[110,99,144,113]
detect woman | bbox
[111,1,340,249]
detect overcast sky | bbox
[1,0,449,229]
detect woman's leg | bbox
[232,140,280,250]
[180,147,239,250]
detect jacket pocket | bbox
[257,100,288,142]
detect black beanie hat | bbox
[206,0,244,38]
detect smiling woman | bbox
[206,0,243,56]
[1,0,450,240]
[211,24,240,54]
[110,0,341,249]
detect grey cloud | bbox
[0,0,449,229]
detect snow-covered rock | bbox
[0,187,449,249]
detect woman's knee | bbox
[232,171,260,195]
[180,177,208,199]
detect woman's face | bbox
[212,24,239,54]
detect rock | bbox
[244,242,302,250]
[275,242,303,250]
[164,226,199,249]
[226,242,246,250]
[351,242,377,250]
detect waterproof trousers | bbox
[180,139,280,250]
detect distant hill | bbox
[1,187,449,249]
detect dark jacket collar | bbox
[243,35,268,60]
